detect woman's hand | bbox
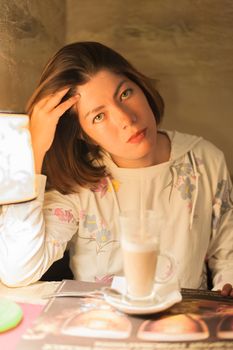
[30,88,79,173]
[220,283,233,297]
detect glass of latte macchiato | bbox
[119,210,175,304]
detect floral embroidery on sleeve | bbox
[45,207,77,224]
[212,179,233,229]
[53,208,74,223]
[42,207,78,245]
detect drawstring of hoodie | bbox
[189,150,199,230]
[169,165,177,201]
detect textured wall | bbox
[66,0,233,175]
[1,1,232,174]
[0,0,65,111]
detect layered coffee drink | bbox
[119,210,175,303]
[121,240,158,299]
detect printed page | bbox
[17,280,233,350]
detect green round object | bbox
[0,298,23,332]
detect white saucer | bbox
[103,277,182,315]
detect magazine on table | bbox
[17,278,233,350]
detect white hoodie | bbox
[1,130,233,289]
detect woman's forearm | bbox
[0,176,64,286]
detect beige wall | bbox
[1,0,232,175]
[66,0,233,175]
[0,0,65,111]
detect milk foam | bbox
[121,239,158,252]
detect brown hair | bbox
[26,41,164,194]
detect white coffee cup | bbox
[119,210,175,303]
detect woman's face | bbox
[76,70,160,168]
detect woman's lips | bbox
[127,128,147,143]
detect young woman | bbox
[1,42,233,296]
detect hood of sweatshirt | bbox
[167,130,202,161]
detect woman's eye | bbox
[93,113,104,123]
[120,88,132,100]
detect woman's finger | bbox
[41,87,71,112]
[221,283,232,296]
[31,88,69,116]
[52,94,80,120]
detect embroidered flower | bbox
[213,179,233,229]
[96,228,111,243]
[83,214,98,233]
[95,275,114,284]
[90,178,108,197]
[178,177,195,200]
[78,214,118,254]
[78,210,86,220]
[174,163,193,177]
[215,180,233,215]
[167,157,201,210]
[108,178,120,192]
[91,176,120,197]
[53,208,74,223]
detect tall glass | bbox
[119,210,175,303]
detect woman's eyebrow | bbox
[84,105,105,119]
[113,79,127,98]
[84,79,127,119]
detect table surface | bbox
[0,280,59,305]
[1,280,233,350]
[0,280,59,350]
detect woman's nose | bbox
[114,105,137,129]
